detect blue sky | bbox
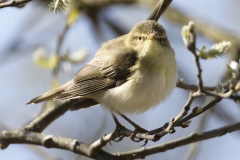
[0,0,240,159]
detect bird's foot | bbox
[110,113,126,143]
[130,124,148,142]
[118,113,148,145]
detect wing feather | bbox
[55,35,138,100]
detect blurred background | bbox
[0,0,240,159]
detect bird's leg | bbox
[110,112,125,142]
[117,112,148,143]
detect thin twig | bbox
[155,93,194,139]
[125,94,223,142]
[118,122,240,159]
[203,89,234,98]
[193,52,204,92]
[176,80,215,92]
[177,97,222,126]
[177,80,237,100]
[88,90,229,143]
[53,15,71,76]
[185,21,204,92]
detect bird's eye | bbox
[138,37,142,41]
[159,38,162,43]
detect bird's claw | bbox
[141,139,149,146]
[109,118,126,144]
[129,126,148,143]
[111,112,149,145]
[113,135,125,142]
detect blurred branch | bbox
[79,0,136,7]
[213,105,238,124]
[0,0,32,8]
[24,101,75,132]
[56,20,69,58]
[164,8,240,43]
[147,0,172,21]
[53,14,71,76]
[183,99,213,160]
[75,113,108,160]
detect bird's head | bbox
[127,20,172,57]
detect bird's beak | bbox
[148,33,156,40]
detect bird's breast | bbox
[95,48,178,114]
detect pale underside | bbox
[88,39,178,114]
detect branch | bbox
[147,0,173,21]
[0,0,32,8]
[154,92,194,140]
[164,7,239,44]
[177,80,237,100]
[53,15,71,76]
[89,91,223,143]
[126,93,223,142]
[164,7,240,80]
[193,51,203,92]
[25,101,75,132]
[183,99,212,160]
[0,130,121,160]
[162,6,240,87]
[24,11,74,133]
[118,122,240,159]
[182,21,204,92]
[1,101,75,150]
[88,134,113,155]
[81,0,136,7]
[176,80,215,92]
[2,0,239,159]
[176,97,222,126]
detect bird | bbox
[27,20,178,141]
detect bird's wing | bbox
[55,40,137,100]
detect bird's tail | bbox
[26,80,73,104]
